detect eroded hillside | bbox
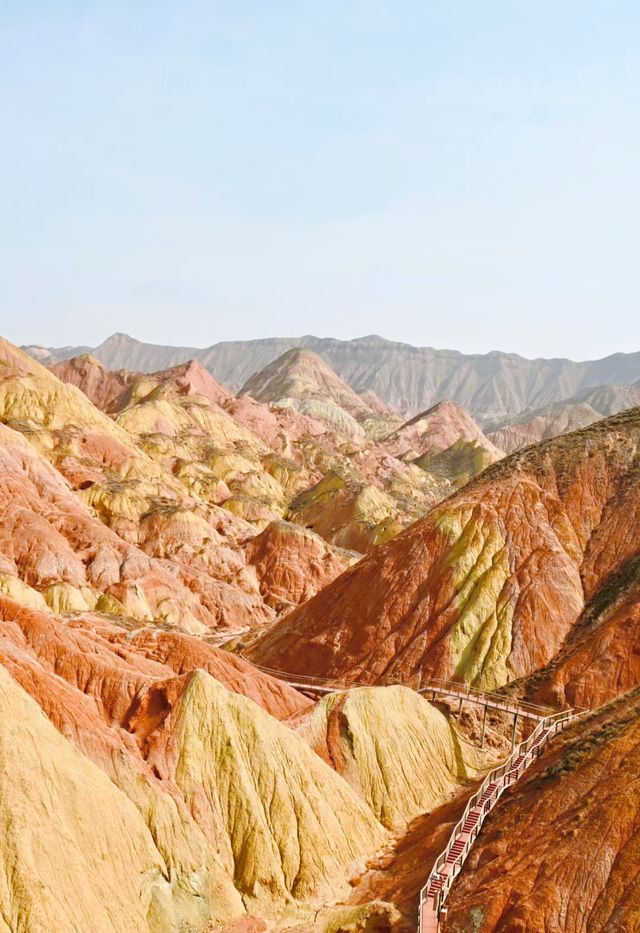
[2,331,640,933]
[444,692,640,932]
[248,408,640,690]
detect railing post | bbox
[481,703,488,748]
[511,712,519,752]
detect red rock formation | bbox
[519,554,640,711]
[248,409,640,690]
[0,595,309,769]
[150,359,231,406]
[50,354,137,413]
[381,400,501,462]
[52,355,231,414]
[444,693,640,932]
[245,520,358,612]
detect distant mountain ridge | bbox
[23,332,640,422]
[487,379,640,451]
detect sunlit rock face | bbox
[240,346,375,423]
[0,338,378,632]
[300,685,490,831]
[133,669,386,914]
[0,664,234,933]
[0,596,388,926]
[7,331,640,932]
[381,400,502,460]
[287,470,404,552]
[244,520,358,613]
[0,415,271,634]
[249,409,640,691]
[47,341,479,556]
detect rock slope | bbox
[0,665,232,933]
[444,692,640,932]
[0,337,363,630]
[487,380,640,453]
[516,552,640,712]
[48,340,464,554]
[301,686,489,831]
[248,409,640,690]
[0,595,387,927]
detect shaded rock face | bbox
[444,692,640,933]
[519,553,640,711]
[50,354,138,413]
[249,409,640,691]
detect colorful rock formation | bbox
[444,692,640,932]
[487,380,640,453]
[249,409,640,690]
[29,331,640,422]
[3,329,640,933]
[48,340,466,554]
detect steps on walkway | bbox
[418,707,582,933]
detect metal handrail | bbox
[419,707,586,928]
[243,658,553,720]
[417,678,552,719]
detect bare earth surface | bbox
[1,331,640,932]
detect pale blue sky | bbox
[1,1,639,358]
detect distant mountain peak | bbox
[240,346,373,419]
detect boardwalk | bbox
[242,656,583,933]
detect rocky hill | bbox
[248,408,640,691]
[444,691,640,932]
[47,343,482,554]
[487,379,640,452]
[3,330,640,932]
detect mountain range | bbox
[2,329,640,932]
[24,331,640,422]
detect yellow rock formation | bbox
[150,671,387,915]
[0,666,242,932]
[302,686,489,830]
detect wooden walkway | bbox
[241,656,583,933]
[418,707,584,932]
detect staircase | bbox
[241,656,584,933]
[418,708,583,933]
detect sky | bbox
[1,1,639,360]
